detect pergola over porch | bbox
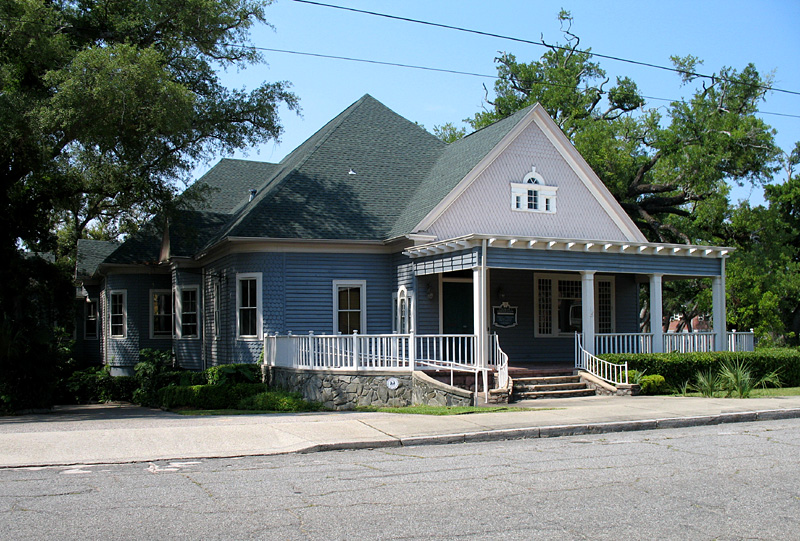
[403,233,738,368]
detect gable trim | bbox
[412,104,646,243]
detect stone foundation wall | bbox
[265,366,474,410]
[412,372,474,407]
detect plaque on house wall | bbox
[492,302,518,328]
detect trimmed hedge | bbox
[66,367,137,403]
[639,374,669,395]
[601,348,800,388]
[237,390,322,412]
[157,383,268,410]
[205,363,261,385]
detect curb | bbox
[397,408,800,448]
[3,408,800,469]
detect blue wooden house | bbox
[75,95,750,401]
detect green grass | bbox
[673,386,800,398]
[749,386,800,397]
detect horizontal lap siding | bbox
[284,253,393,334]
[615,274,640,333]
[487,248,722,276]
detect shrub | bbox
[65,366,137,403]
[157,383,268,410]
[205,363,261,386]
[237,390,322,412]
[601,348,800,388]
[133,349,173,406]
[638,374,669,395]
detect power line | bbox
[291,0,800,99]
[248,46,800,120]
[2,13,798,119]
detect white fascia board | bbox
[403,233,733,259]
[529,107,647,243]
[413,106,541,233]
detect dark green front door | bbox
[442,282,473,334]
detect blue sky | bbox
[205,0,800,206]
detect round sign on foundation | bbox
[386,377,399,390]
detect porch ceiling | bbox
[403,234,732,260]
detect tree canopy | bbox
[455,10,780,245]
[1,0,298,259]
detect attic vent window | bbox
[511,166,557,214]
[248,189,257,202]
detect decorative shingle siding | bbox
[486,248,722,277]
[426,119,632,242]
[174,268,203,370]
[104,273,171,367]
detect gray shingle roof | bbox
[101,94,533,265]
[76,239,121,277]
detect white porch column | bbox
[473,265,486,369]
[712,259,727,351]
[581,271,595,355]
[650,274,664,353]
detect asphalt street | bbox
[2,418,800,540]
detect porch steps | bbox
[512,374,596,400]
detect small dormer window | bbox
[511,166,557,214]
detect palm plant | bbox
[718,359,781,398]
[691,368,722,398]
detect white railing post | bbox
[352,330,360,370]
[408,331,416,371]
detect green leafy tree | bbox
[1,0,298,262]
[0,0,297,410]
[467,10,780,244]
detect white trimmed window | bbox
[333,280,366,334]
[236,273,262,339]
[534,274,614,337]
[213,281,220,339]
[177,287,199,339]
[150,290,173,339]
[393,286,414,334]
[84,299,98,340]
[511,166,557,214]
[109,291,126,338]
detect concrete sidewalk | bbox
[2,395,800,468]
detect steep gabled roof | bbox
[76,239,121,277]
[388,106,532,239]
[210,94,445,242]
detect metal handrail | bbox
[575,333,628,385]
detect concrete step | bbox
[515,382,588,392]
[514,388,597,399]
[514,375,582,385]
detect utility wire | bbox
[2,13,799,119]
[246,46,800,120]
[291,0,800,98]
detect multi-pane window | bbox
[85,300,98,339]
[334,280,366,334]
[151,290,173,338]
[110,291,126,338]
[180,288,198,338]
[535,275,614,336]
[237,273,261,339]
[527,189,539,210]
[511,167,557,214]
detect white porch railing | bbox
[491,333,509,389]
[415,334,476,367]
[595,333,653,355]
[575,333,628,385]
[586,331,756,355]
[265,332,413,371]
